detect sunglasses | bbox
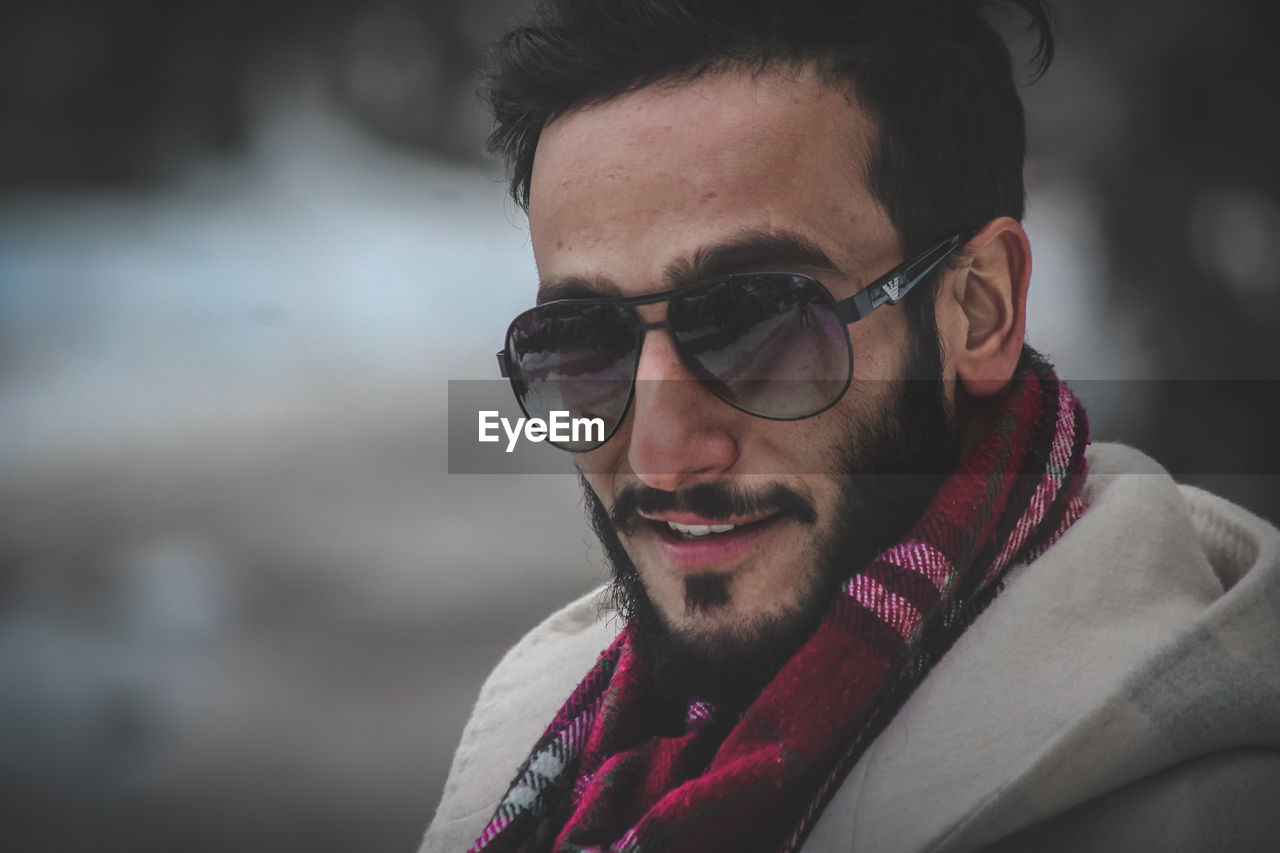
[497,231,967,451]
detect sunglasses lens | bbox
[505,302,637,450]
[668,274,850,418]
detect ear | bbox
[946,217,1031,398]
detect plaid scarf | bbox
[472,366,1089,853]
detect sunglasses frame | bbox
[497,230,968,451]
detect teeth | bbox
[667,521,737,537]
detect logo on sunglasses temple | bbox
[881,274,904,303]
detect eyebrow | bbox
[536,273,620,304]
[664,229,842,287]
[535,228,842,304]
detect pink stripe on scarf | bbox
[882,540,955,592]
[988,383,1078,582]
[847,574,924,638]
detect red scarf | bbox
[473,366,1089,852]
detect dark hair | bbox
[482,0,1054,257]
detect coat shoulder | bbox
[420,586,618,853]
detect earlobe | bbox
[951,217,1031,398]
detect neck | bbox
[956,383,1010,458]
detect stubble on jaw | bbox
[581,417,958,711]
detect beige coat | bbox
[422,445,1280,851]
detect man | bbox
[424,0,1280,850]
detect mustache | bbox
[610,481,817,535]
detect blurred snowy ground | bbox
[0,94,601,852]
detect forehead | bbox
[527,65,895,292]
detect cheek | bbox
[847,311,913,382]
[577,420,633,480]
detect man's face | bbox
[527,66,960,700]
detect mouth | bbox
[640,511,784,571]
[662,516,767,540]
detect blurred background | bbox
[0,0,1277,850]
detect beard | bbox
[580,324,962,711]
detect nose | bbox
[625,322,739,491]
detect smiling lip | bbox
[641,511,771,528]
[642,512,782,571]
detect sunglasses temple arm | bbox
[496,350,511,377]
[835,232,964,324]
